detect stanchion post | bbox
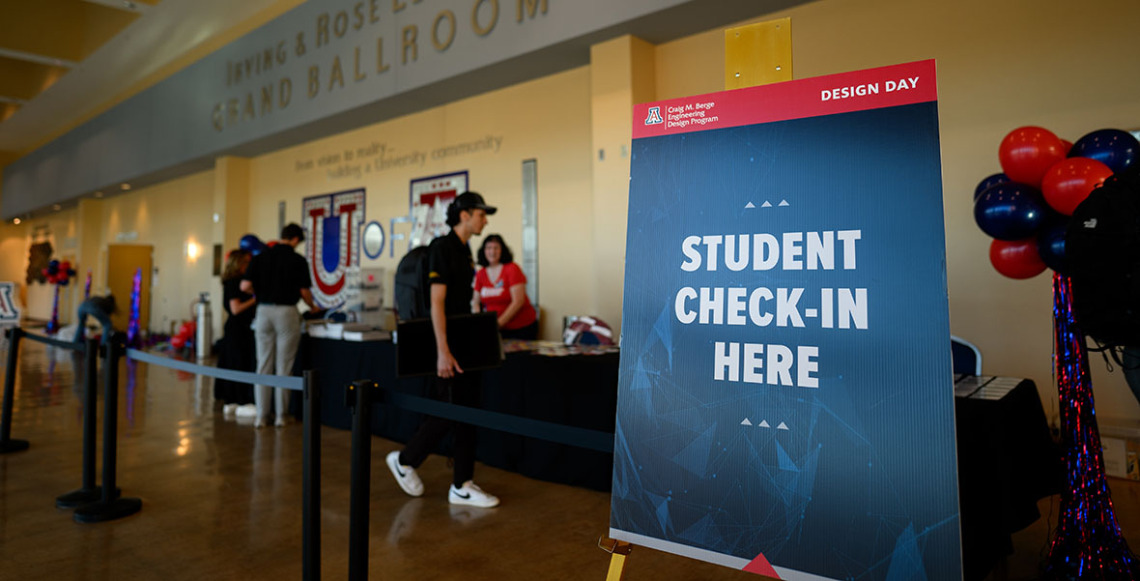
[74,337,141,523]
[347,380,374,581]
[57,338,110,507]
[0,327,29,453]
[302,370,321,581]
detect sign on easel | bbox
[610,60,961,580]
[0,282,21,325]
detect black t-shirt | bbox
[427,230,475,316]
[222,277,255,327]
[242,243,312,305]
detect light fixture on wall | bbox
[12,218,20,225]
[186,240,202,262]
[52,204,61,211]
[120,183,131,191]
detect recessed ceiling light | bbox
[52,204,61,211]
[120,183,131,191]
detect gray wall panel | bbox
[2,0,796,218]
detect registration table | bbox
[296,337,619,491]
[297,337,1061,579]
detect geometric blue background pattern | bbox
[610,102,962,581]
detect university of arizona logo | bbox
[644,106,664,125]
[302,189,365,307]
[0,282,20,324]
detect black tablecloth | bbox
[296,338,618,491]
[297,338,1061,578]
[955,379,1063,580]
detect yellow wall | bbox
[653,0,1140,423]
[98,170,217,337]
[249,66,594,340]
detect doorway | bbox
[106,245,153,333]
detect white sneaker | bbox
[235,404,258,418]
[386,451,423,497]
[448,481,499,508]
[223,403,238,416]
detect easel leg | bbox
[599,537,633,581]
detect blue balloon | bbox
[974,173,1009,201]
[1069,129,1138,173]
[239,234,266,256]
[1036,221,1067,273]
[974,182,1050,240]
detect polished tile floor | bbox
[0,339,1136,580]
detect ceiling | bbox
[0,0,299,163]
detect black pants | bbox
[400,372,481,487]
[500,321,538,340]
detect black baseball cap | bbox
[453,191,497,215]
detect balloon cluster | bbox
[170,320,196,351]
[974,127,1138,279]
[41,259,78,286]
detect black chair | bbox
[951,335,982,376]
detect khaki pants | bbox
[252,305,301,423]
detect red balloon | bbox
[990,238,1047,279]
[998,126,1067,187]
[171,336,186,349]
[1041,157,1113,215]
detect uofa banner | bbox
[610,60,961,580]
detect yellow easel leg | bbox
[599,537,634,581]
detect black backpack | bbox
[1066,164,1140,347]
[394,246,431,321]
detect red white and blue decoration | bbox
[972,126,1140,579]
[612,61,960,579]
[302,189,365,307]
[408,172,467,250]
[42,259,77,335]
[562,316,614,346]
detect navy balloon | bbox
[1036,221,1067,273]
[974,182,1050,240]
[1069,129,1138,173]
[974,173,1010,201]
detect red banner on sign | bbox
[633,60,937,140]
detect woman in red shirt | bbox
[475,234,538,339]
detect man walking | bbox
[241,223,323,428]
[387,192,500,507]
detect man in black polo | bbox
[241,223,323,428]
[387,192,500,507]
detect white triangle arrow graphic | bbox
[761,201,773,208]
[778,200,790,207]
[741,418,752,426]
[777,422,790,430]
[758,420,771,428]
[745,202,756,209]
